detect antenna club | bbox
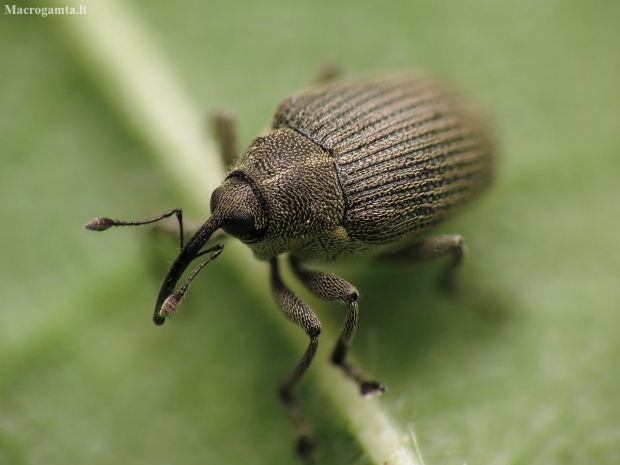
[159,293,182,319]
[84,217,114,231]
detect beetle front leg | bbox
[270,258,321,458]
[210,110,238,168]
[290,257,386,397]
[377,234,466,292]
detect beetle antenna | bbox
[158,243,224,319]
[85,208,185,251]
[153,214,223,326]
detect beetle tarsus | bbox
[296,434,319,459]
[360,381,386,397]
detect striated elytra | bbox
[85,73,495,458]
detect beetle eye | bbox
[221,211,258,237]
[210,187,222,214]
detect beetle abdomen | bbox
[273,75,494,245]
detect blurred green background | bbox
[1,0,619,464]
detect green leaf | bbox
[1,0,619,464]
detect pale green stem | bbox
[52,1,421,463]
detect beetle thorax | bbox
[230,128,345,260]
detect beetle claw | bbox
[360,381,386,397]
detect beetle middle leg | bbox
[377,234,466,292]
[290,257,386,397]
[312,62,342,85]
[270,257,321,458]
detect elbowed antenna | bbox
[153,214,224,326]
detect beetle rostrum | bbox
[85,73,494,458]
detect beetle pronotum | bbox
[86,72,494,457]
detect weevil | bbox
[85,73,494,457]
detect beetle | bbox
[85,73,494,457]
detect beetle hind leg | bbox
[377,234,466,292]
[290,257,386,397]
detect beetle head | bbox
[209,174,268,243]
